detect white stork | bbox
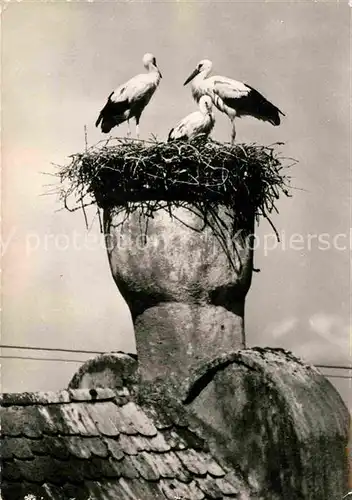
[95,53,162,138]
[184,59,284,143]
[168,96,215,142]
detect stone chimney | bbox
[104,204,254,387]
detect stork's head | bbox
[199,95,213,114]
[143,53,162,78]
[184,59,213,85]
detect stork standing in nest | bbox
[184,59,284,143]
[95,53,162,138]
[168,96,215,142]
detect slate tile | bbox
[118,434,139,455]
[147,432,171,452]
[85,480,119,500]
[59,404,96,435]
[196,476,224,499]
[119,477,167,500]
[195,451,226,477]
[17,457,47,483]
[47,437,70,459]
[104,438,124,460]
[220,471,248,495]
[60,482,91,500]
[176,449,208,476]
[216,476,241,496]
[206,459,226,478]
[64,436,91,459]
[106,455,140,480]
[43,458,85,485]
[2,460,21,481]
[86,437,109,458]
[148,451,192,483]
[119,402,158,437]
[1,481,24,500]
[94,456,120,479]
[87,402,121,437]
[37,405,70,435]
[5,437,34,460]
[0,439,13,459]
[127,451,160,481]
[116,477,144,500]
[159,478,205,500]
[1,406,43,438]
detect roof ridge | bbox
[0,387,131,407]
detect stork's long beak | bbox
[184,68,200,86]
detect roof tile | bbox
[37,405,73,435]
[1,387,245,499]
[128,450,160,481]
[176,449,208,476]
[119,477,167,500]
[119,433,139,455]
[159,478,205,500]
[47,437,71,459]
[64,436,92,459]
[196,475,224,498]
[86,437,109,458]
[0,439,14,459]
[112,455,140,479]
[3,460,22,481]
[119,402,158,437]
[197,451,226,477]
[17,457,48,483]
[104,437,125,460]
[148,451,192,483]
[216,476,241,496]
[147,432,172,453]
[1,406,43,438]
[87,402,121,437]
[2,437,33,460]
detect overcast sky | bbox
[1,1,350,405]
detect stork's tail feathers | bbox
[95,114,115,134]
[167,128,175,142]
[95,113,103,128]
[226,85,285,127]
[255,97,283,126]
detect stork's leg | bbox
[231,119,236,144]
[126,120,131,138]
[135,117,140,140]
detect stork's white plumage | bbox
[168,96,215,142]
[95,53,162,138]
[184,59,284,143]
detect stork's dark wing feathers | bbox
[95,94,130,133]
[223,84,284,126]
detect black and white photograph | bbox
[1,1,350,499]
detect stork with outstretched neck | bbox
[168,96,215,142]
[96,53,162,138]
[184,59,284,143]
